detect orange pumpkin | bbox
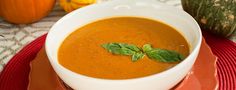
[0,8,2,17]
[0,0,55,24]
[59,0,96,13]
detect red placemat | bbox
[0,34,47,90]
[203,32,236,90]
[0,32,235,90]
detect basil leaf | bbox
[142,44,152,52]
[102,43,140,55]
[132,52,145,62]
[102,43,185,63]
[146,49,184,62]
[118,43,141,52]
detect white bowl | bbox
[45,0,202,90]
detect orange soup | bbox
[58,17,189,79]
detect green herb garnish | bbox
[101,43,141,55]
[102,43,185,63]
[142,44,152,52]
[142,44,184,62]
[132,52,145,62]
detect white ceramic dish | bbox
[45,0,202,90]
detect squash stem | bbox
[66,0,71,2]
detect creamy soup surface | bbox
[58,17,190,79]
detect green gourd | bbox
[181,0,236,37]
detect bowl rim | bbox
[45,0,202,82]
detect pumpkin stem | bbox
[66,0,71,2]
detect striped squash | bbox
[181,0,236,37]
[59,0,96,13]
